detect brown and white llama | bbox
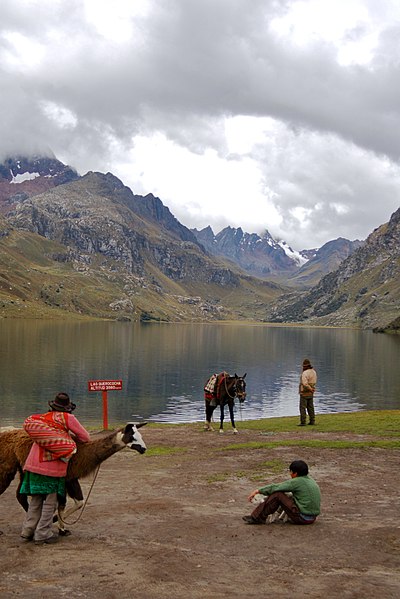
[0,422,147,533]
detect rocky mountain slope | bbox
[192,225,299,277]
[1,154,398,330]
[192,225,361,287]
[1,155,361,290]
[288,237,363,288]
[268,208,400,330]
[2,166,283,321]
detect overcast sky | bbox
[1,0,400,249]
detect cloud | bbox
[1,0,400,249]
[253,124,400,247]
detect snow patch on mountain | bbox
[278,241,309,266]
[10,171,40,184]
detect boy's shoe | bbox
[242,515,264,525]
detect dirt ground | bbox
[1,424,400,599]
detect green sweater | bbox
[258,475,321,516]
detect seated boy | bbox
[243,459,321,525]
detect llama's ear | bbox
[135,422,147,428]
[243,373,247,379]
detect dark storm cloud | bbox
[1,0,400,248]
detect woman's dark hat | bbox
[48,392,76,413]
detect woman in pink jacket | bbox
[20,392,90,545]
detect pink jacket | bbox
[23,413,90,477]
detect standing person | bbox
[243,459,321,525]
[20,392,90,545]
[299,358,317,426]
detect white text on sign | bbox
[88,380,123,392]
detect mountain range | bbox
[0,154,398,331]
[191,225,362,288]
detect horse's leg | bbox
[219,403,225,433]
[228,400,238,434]
[204,401,215,431]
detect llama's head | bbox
[121,422,147,454]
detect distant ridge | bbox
[269,208,400,330]
[288,237,363,288]
[192,225,361,287]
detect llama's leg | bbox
[54,494,66,527]
[58,498,84,529]
[16,470,29,512]
[228,401,238,434]
[57,479,84,534]
[0,465,28,511]
[205,402,215,431]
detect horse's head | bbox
[234,373,247,403]
[122,422,147,454]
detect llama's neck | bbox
[90,429,126,461]
[72,429,126,478]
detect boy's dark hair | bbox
[289,460,309,476]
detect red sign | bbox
[88,380,123,392]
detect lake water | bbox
[0,320,399,428]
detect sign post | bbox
[88,380,123,430]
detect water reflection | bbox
[0,321,399,427]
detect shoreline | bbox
[2,408,399,435]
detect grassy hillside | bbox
[0,226,284,321]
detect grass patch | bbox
[146,446,187,457]
[257,458,287,473]
[207,472,239,483]
[249,458,287,482]
[238,410,400,437]
[90,411,400,438]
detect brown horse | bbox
[204,372,247,433]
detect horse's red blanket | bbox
[204,372,228,401]
[23,411,77,462]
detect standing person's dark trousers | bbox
[251,492,316,525]
[299,393,315,426]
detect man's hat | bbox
[48,392,76,413]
